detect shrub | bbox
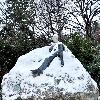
[64,32,100,92]
[65,32,95,67]
[88,45,100,91]
[0,42,18,85]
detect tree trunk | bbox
[86,22,92,39]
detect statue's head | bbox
[52,34,58,43]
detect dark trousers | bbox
[31,44,64,76]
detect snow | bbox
[0,24,5,31]
[1,42,99,100]
[98,96,100,100]
[28,25,33,31]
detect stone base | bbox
[16,91,99,100]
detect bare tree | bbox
[66,0,100,39]
[36,0,69,41]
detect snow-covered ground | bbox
[1,42,99,100]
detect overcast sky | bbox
[0,0,5,2]
[0,0,2,1]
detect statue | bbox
[31,34,65,77]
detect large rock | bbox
[1,43,99,100]
[98,96,100,100]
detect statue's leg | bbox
[39,51,58,71]
[31,51,58,76]
[58,44,64,67]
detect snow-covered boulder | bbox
[98,96,100,100]
[1,43,99,100]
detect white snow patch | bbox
[98,96,100,100]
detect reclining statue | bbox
[31,34,65,77]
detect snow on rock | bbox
[98,96,100,100]
[1,42,99,100]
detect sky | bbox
[0,0,6,15]
[0,0,5,3]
